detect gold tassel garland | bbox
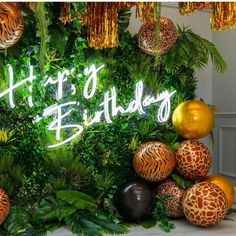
[179,2,212,15]
[87,2,119,49]
[211,2,236,31]
[179,2,236,31]
[136,2,157,22]
[60,3,72,25]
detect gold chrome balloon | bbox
[201,175,235,209]
[172,100,214,139]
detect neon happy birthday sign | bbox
[0,64,176,148]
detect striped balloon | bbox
[0,188,10,225]
[0,3,24,49]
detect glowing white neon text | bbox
[0,64,176,148]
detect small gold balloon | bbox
[201,175,235,209]
[172,100,214,139]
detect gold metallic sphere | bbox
[201,175,235,209]
[172,100,214,139]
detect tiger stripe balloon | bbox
[0,188,10,225]
[0,3,24,49]
[133,141,176,182]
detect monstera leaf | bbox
[3,207,32,235]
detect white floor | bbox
[48,212,236,236]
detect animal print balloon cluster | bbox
[125,100,235,228]
[131,139,234,227]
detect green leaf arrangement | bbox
[163,25,227,74]
[3,190,128,236]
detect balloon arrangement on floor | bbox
[115,99,235,228]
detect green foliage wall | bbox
[0,2,225,214]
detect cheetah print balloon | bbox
[138,17,178,55]
[182,182,228,227]
[156,179,185,218]
[133,142,176,182]
[0,189,10,225]
[175,140,212,180]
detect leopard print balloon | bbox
[182,182,228,227]
[175,140,212,180]
[133,142,176,182]
[138,17,178,56]
[156,179,185,218]
[0,189,10,225]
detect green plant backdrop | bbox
[0,3,227,235]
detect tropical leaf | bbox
[141,218,157,229]
[170,172,193,190]
[64,214,81,235]
[118,8,132,34]
[56,190,97,209]
[79,218,103,236]
[3,207,32,235]
[17,228,47,236]
[163,25,227,74]
[84,212,128,235]
[65,210,128,236]
[0,61,5,81]
[35,196,76,222]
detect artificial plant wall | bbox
[0,2,227,235]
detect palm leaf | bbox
[118,8,132,34]
[56,190,97,209]
[163,25,227,73]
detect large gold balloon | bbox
[201,175,235,209]
[172,100,214,139]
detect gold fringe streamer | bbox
[179,2,236,31]
[60,3,72,25]
[85,2,156,49]
[136,2,156,22]
[211,2,236,31]
[87,2,135,49]
[179,2,212,15]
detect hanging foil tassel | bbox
[87,2,119,49]
[136,2,156,22]
[60,3,72,25]
[179,2,236,31]
[211,2,236,31]
[86,2,156,49]
[179,2,212,15]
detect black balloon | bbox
[115,180,153,221]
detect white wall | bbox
[212,28,236,113]
[128,4,213,104]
